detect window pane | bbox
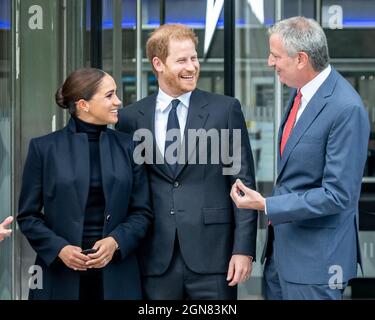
[235,0,275,300]
[0,0,12,300]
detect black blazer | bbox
[17,118,152,299]
[117,89,257,276]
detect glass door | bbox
[12,0,89,299]
[234,0,276,300]
[98,0,225,107]
[321,0,375,298]
[0,0,13,300]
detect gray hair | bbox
[268,16,330,71]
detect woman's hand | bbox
[0,216,13,241]
[85,237,118,269]
[58,245,90,271]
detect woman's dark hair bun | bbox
[54,68,106,114]
[55,87,68,109]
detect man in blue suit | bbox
[231,16,370,299]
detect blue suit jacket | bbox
[17,118,152,299]
[264,68,370,285]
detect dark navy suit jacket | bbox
[17,117,152,299]
[117,89,258,276]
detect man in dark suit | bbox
[231,16,370,299]
[116,24,257,299]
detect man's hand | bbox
[226,254,253,286]
[85,237,118,269]
[0,216,13,242]
[230,179,265,211]
[58,245,90,271]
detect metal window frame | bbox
[90,0,102,68]
[274,0,283,179]
[113,0,123,103]
[11,0,20,301]
[224,0,235,97]
[136,0,142,100]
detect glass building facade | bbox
[0,0,374,299]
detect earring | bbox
[85,107,89,112]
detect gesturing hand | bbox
[230,179,266,211]
[58,245,90,271]
[85,237,118,269]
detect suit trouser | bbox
[142,237,237,300]
[263,240,346,300]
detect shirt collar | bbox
[156,88,192,112]
[300,64,331,103]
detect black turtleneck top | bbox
[73,116,107,249]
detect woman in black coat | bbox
[17,68,152,300]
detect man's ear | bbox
[152,57,164,73]
[297,51,309,70]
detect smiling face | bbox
[268,33,300,88]
[153,38,200,97]
[77,74,121,125]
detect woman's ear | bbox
[76,99,89,113]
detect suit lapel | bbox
[67,118,90,214]
[175,89,209,178]
[277,69,339,178]
[99,131,115,212]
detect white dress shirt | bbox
[295,64,332,125]
[155,88,191,156]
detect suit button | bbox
[170,209,175,215]
[106,214,111,221]
[173,181,179,188]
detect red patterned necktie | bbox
[280,90,302,156]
